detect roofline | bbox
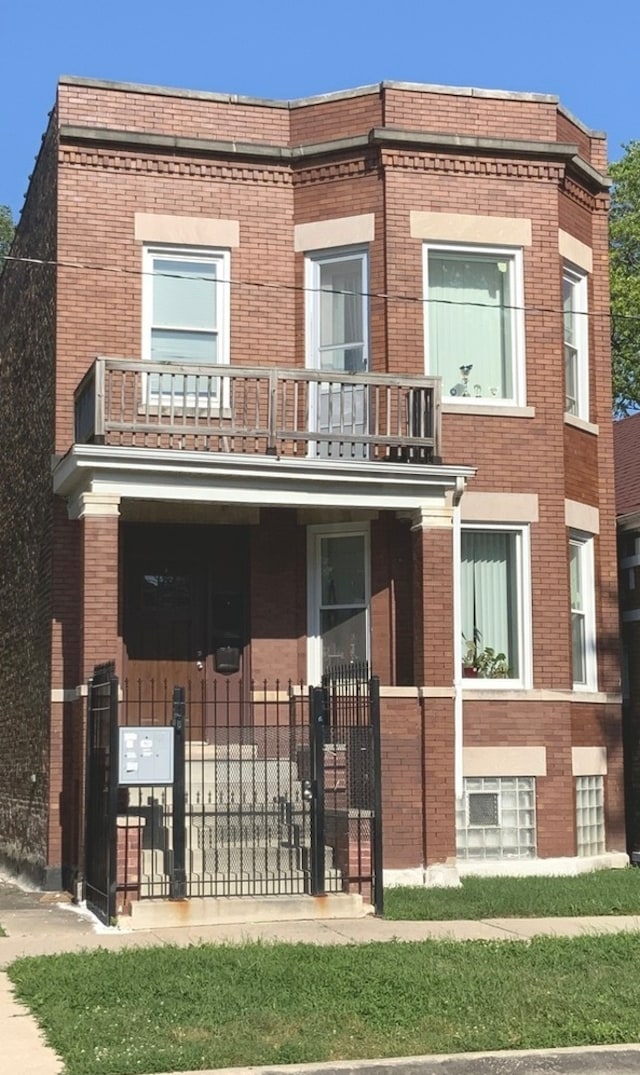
[557,102,606,142]
[618,510,640,530]
[57,75,602,136]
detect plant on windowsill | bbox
[462,634,511,679]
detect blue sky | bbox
[3,0,638,219]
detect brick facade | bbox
[0,76,624,891]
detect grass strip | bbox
[384,869,640,920]
[8,933,640,1075]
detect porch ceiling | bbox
[52,444,475,516]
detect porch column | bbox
[70,492,122,681]
[410,504,457,866]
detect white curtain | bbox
[461,531,517,673]
[428,253,512,399]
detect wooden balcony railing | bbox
[74,358,442,463]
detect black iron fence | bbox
[84,662,119,924]
[321,662,383,912]
[84,664,382,921]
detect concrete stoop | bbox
[122,891,372,930]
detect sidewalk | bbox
[2,874,640,1075]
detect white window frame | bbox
[142,244,230,407]
[306,522,371,684]
[423,242,526,407]
[569,530,597,691]
[305,246,369,374]
[460,523,532,689]
[563,263,589,421]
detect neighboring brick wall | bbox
[0,119,57,883]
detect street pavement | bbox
[2,873,640,1075]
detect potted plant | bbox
[462,633,511,679]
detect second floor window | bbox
[305,248,369,456]
[563,265,589,420]
[306,248,368,374]
[424,244,525,405]
[143,245,230,402]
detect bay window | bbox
[461,526,530,684]
[569,532,597,690]
[424,244,525,405]
[563,265,589,420]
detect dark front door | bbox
[122,523,250,738]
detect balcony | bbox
[74,357,442,463]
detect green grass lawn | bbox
[384,869,640,920]
[8,933,640,1075]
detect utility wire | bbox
[1,252,626,321]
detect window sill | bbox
[564,413,599,435]
[137,405,232,419]
[442,403,535,418]
[462,681,527,694]
[462,687,621,703]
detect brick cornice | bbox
[292,155,378,185]
[58,146,292,185]
[59,122,609,200]
[381,149,565,183]
[561,175,600,212]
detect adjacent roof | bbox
[614,413,640,517]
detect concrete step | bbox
[125,890,371,929]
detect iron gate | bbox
[84,662,382,921]
[84,662,119,924]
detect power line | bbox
[1,252,627,321]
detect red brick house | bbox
[0,77,626,911]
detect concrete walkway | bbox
[2,874,640,1075]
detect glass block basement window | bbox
[576,775,605,856]
[456,777,536,859]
